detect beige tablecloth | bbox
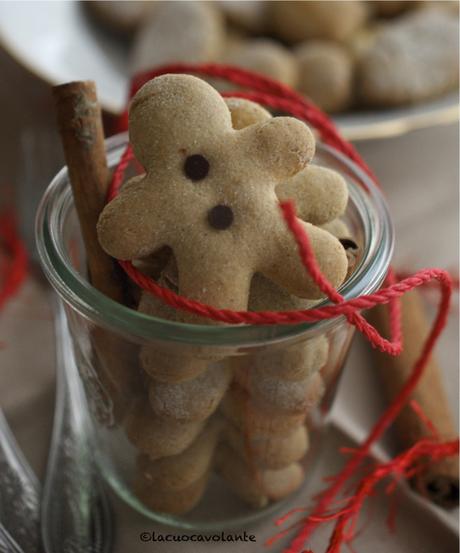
[0,46,458,552]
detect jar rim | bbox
[36,133,394,347]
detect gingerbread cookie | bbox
[97,74,348,312]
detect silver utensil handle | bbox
[41,299,113,553]
[0,407,40,553]
[0,524,25,553]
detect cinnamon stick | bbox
[53,80,125,303]
[53,82,142,425]
[367,289,459,508]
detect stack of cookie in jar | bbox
[96,74,360,514]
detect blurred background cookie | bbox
[131,1,225,74]
[358,8,459,106]
[268,1,368,43]
[85,0,156,35]
[295,40,354,112]
[222,38,298,87]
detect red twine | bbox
[0,212,27,313]
[111,64,457,553]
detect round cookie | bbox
[358,9,459,106]
[216,443,304,507]
[136,415,223,491]
[268,1,368,44]
[148,365,232,421]
[295,41,354,113]
[225,421,309,470]
[124,400,205,460]
[131,1,225,74]
[223,39,299,87]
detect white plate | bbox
[0,0,458,141]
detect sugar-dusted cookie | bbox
[358,9,459,106]
[225,421,309,470]
[131,2,225,74]
[124,400,205,460]
[148,364,232,421]
[216,443,304,507]
[268,1,368,44]
[295,41,354,113]
[223,39,299,87]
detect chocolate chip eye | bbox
[184,154,209,181]
[207,205,234,230]
[339,238,359,251]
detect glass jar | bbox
[36,133,393,530]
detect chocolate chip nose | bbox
[207,205,234,230]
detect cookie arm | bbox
[97,177,167,260]
[262,220,348,299]
[277,165,349,225]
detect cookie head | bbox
[129,74,233,171]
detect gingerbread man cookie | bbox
[98,74,347,312]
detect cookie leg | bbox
[216,443,304,508]
[124,400,205,460]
